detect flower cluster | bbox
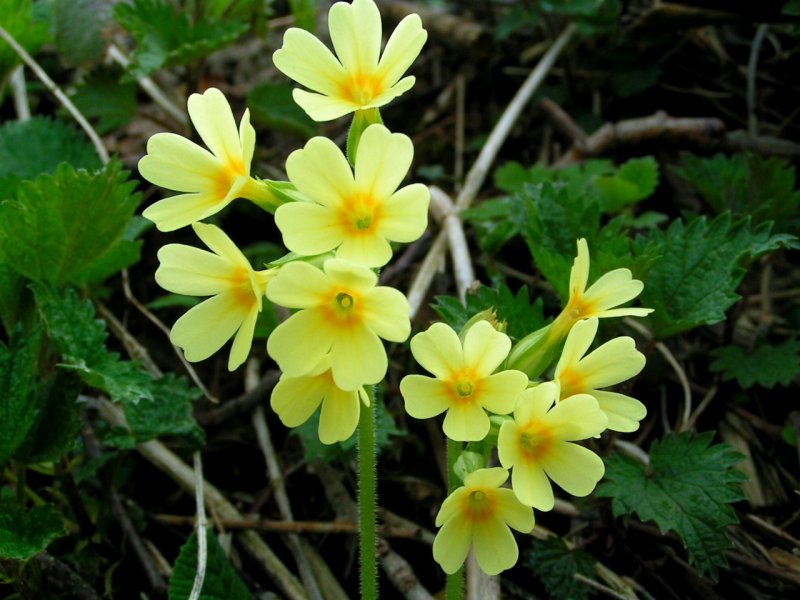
[400,239,652,575]
[140,0,428,443]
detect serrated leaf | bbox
[0,325,43,467]
[594,156,659,212]
[598,431,747,579]
[0,263,27,332]
[635,213,797,337]
[710,339,800,390]
[0,160,142,287]
[169,529,253,600]
[52,0,113,65]
[0,493,65,560]
[523,537,595,600]
[0,117,101,200]
[0,0,49,80]
[114,0,248,77]
[70,66,138,134]
[247,82,318,138]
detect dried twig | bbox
[9,66,30,121]
[430,186,475,303]
[188,452,208,600]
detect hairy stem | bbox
[358,386,378,598]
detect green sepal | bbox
[346,108,383,166]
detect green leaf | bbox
[0,0,49,80]
[0,325,43,467]
[0,160,142,287]
[710,339,800,390]
[247,83,318,138]
[288,0,317,33]
[169,529,253,600]
[52,0,113,65]
[594,156,659,212]
[462,197,518,254]
[70,66,138,134]
[0,493,65,560]
[635,213,797,337]
[0,117,101,200]
[114,0,248,77]
[598,431,747,579]
[523,537,595,600]
[0,263,26,332]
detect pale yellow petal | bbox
[362,76,416,109]
[584,269,643,313]
[547,393,607,440]
[328,0,381,73]
[155,245,236,296]
[513,383,557,424]
[494,488,534,533]
[228,301,259,370]
[463,321,511,378]
[142,192,230,232]
[323,258,377,291]
[286,136,355,207]
[380,184,430,243]
[239,108,255,174]
[577,337,646,390]
[139,133,220,192]
[330,325,386,390]
[511,460,554,510]
[170,291,249,362]
[362,287,410,342]
[590,390,647,433]
[377,14,427,86]
[463,467,509,489]
[319,384,360,443]
[354,126,413,201]
[267,309,333,376]
[473,518,517,576]
[443,401,490,442]
[433,514,472,575]
[541,442,605,497]
[335,232,393,268]
[569,238,590,298]
[593,307,653,319]
[400,375,451,419]
[554,317,598,380]
[187,88,242,166]
[275,202,344,256]
[435,488,468,527]
[497,421,521,469]
[479,370,528,415]
[409,322,464,380]
[266,262,331,309]
[270,373,328,427]
[292,89,358,121]
[273,28,347,95]
[192,222,249,266]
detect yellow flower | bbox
[432,467,534,575]
[554,317,647,433]
[400,321,529,441]
[155,223,272,370]
[276,125,429,268]
[271,355,370,444]
[266,259,410,390]
[497,382,607,510]
[273,0,427,121]
[140,88,277,232]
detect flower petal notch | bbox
[140,88,275,232]
[276,125,429,268]
[155,223,273,370]
[400,321,529,442]
[554,317,647,432]
[267,258,411,390]
[497,382,608,511]
[433,467,534,575]
[273,0,427,121]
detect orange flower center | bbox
[446,368,481,404]
[340,72,385,105]
[462,489,496,523]
[321,289,363,326]
[557,366,585,399]
[340,192,381,235]
[517,423,553,463]
[213,158,247,199]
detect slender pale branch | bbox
[188,451,208,600]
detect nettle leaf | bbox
[523,537,595,600]
[0,325,43,467]
[0,160,142,287]
[0,492,65,560]
[433,283,547,341]
[70,66,138,134]
[247,82,318,138]
[0,117,101,200]
[710,339,800,390]
[636,213,797,338]
[674,152,800,233]
[0,263,27,337]
[461,197,518,254]
[169,529,253,600]
[0,0,49,80]
[114,0,248,77]
[594,156,659,212]
[52,0,113,65]
[598,431,747,579]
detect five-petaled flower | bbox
[497,382,607,511]
[273,0,427,121]
[140,88,278,232]
[155,223,273,370]
[400,321,529,441]
[267,259,410,390]
[554,317,647,432]
[275,124,429,268]
[433,467,534,575]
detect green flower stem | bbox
[446,437,464,600]
[358,385,378,598]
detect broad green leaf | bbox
[710,339,800,390]
[0,492,65,560]
[594,156,659,212]
[0,0,49,80]
[0,263,26,332]
[70,66,138,134]
[0,117,101,200]
[169,530,253,600]
[523,537,595,600]
[462,197,518,254]
[0,325,43,467]
[0,160,142,287]
[247,83,318,138]
[52,0,113,65]
[635,213,798,337]
[598,431,747,579]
